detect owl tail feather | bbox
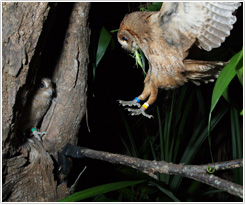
[183,59,228,86]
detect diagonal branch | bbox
[59,143,243,198]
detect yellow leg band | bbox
[142,103,149,110]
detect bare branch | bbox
[59,144,243,199]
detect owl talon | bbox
[31,128,47,141]
[118,100,141,108]
[126,107,153,119]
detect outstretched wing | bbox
[158,2,241,51]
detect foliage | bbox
[64,2,242,202]
[59,180,145,202]
[93,26,112,81]
[140,2,162,11]
[210,49,243,113]
[207,49,243,169]
[115,50,243,202]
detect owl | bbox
[18,78,54,141]
[117,2,241,118]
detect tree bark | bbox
[2,2,90,202]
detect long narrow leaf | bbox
[236,52,243,85]
[120,111,138,157]
[59,180,145,202]
[172,91,193,162]
[174,85,188,127]
[230,107,243,185]
[157,106,164,182]
[148,136,157,160]
[96,26,112,67]
[207,49,243,166]
[157,106,163,160]
[210,49,243,114]
[165,91,175,162]
[183,107,228,163]
[170,106,229,190]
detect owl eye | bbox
[40,83,44,88]
[122,36,128,43]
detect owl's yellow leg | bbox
[118,73,157,118]
[138,82,151,101]
[118,73,151,108]
[126,82,157,119]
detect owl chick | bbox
[117,2,241,118]
[18,78,54,142]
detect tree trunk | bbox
[2,2,90,201]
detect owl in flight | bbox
[117,2,241,118]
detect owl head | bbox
[36,78,54,100]
[117,11,154,52]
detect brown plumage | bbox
[18,78,54,141]
[117,2,241,118]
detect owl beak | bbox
[46,88,53,97]
[120,40,128,48]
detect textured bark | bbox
[2,2,90,202]
[41,2,90,158]
[2,2,51,150]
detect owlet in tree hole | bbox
[18,78,54,142]
[117,2,241,118]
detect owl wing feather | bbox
[158,2,241,51]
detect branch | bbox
[59,144,243,198]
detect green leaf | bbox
[140,2,162,11]
[59,180,145,202]
[120,111,138,158]
[170,106,228,190]
[230,107,243,185]
[147,2,162,11]
[130,50,143,69]
[222,87,230,103]
[207,49,243,168]
[96,26,112,67]
[110,29,119,33]
[236,60,243,85]
[210,49,243,113]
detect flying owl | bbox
[117,2,241,118]
[18,78,54,142]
